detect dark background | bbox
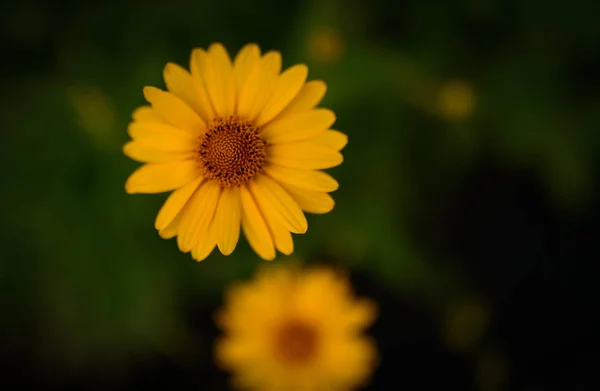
[1,0,598,389]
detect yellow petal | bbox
[237,51,281,122]
[346,299,378,330]
[125,121,197,162]
[261,108,336,144]
[143,86,205,134]
[177,180,221,252]
[240,185,275,260]
[306,129,348,151]
[320,338,377,382]
[191,224,217,262]
[132,106,163,122]
[155,177,203,231]
[159,212,181,239]
[125,161,200,194]
[267,143,343,169]
[268,214,294,255]
[123,141,195,163]
[248,183,294,255]
[277,80,327,117]
[233,44,261,100]
[163,63,208,121]
[280,184,335,214]
[127,121,197,149]
[255,64,308,127]
[293,270,347,320]
[189,48,216,121]
[214,187,242,256]
[263,165,338,192]
[203,43,236,117]
[249,175,307,234]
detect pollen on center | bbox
[197,116,267,187]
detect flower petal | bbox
[143,86,205,135]
[249,174,307,234]
[159,212,181,239]
[277,80,327,117]
[260,109,335,144]
[320,338,377,383]
[125,161,200,194]
[191,223,217,262]
[240,185,276,260]
[127,121,197,149]
[268,214,294,255]
[233,44,261,100]
[255,64,308,127]
[264,165,338,192]
[266,143,343,169]
[125,120,197,163]
[237,51,281,122]
[163,62,208,121]
[279,184,336,214]
[345,299,378,331]
[214,187,242,256]
[132,106,163,122]
[306,129,348,151]
[155,177,203,231]
[177,180,221,252]
[203,43,236,117]
[190,48,216,121]
[123,141,195,163]
[248,183,294,255]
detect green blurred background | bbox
[1,0,598,389]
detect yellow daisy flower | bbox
[215,264,378,391]
[124,43,347,262]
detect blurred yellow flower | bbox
[476,348,508,391]
[436,79,476,121]
[441,299,490,353]
[69,85,116,148]
[124,43,347,262]
[215,265,378,391]
[308,27,344,64]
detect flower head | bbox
[124,43,347,261]
[215,264,378,391]
[436,79,476,121]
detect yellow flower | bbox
[124,43,347,262]
[442,299,490,353]
[308,27,344,64]
[435,79,476,121]
[215,265,378,391]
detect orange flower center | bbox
[274,319,319,364]
[197,116,266,187]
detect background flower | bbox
[215,263,378,391]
